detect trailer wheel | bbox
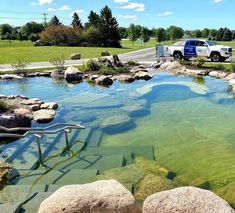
[211,52,221,62]
[173,52,183,60]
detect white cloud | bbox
[31,0,53,6]
[117,14,138,21]
[47,5,71,12]
[47,7,56,12]
[158,11,173,16]
[214,0,224,3]
[70,9,84,17]
[58,5,70,11]
[114,0,129,4]
[120,2,145,12]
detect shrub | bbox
[213,64,225,70]
[126,60,137,66]
[86,59,100,71]
[192,56,206,68]
[100,66,116,75]
[179,60,192,66]
[29,33,40,42]
[50,55,65,70]
[11,58,29,74]
[229,63,235,72]
[115,67,129,73]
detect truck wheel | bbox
[173,52,183,60]
[211,52,221,62]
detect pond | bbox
[1,71,235,206]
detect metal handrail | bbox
[0,123,86,166]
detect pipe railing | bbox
[0,123,86,165]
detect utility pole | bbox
[42,12,48,25]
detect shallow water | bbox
[1,71,235,194]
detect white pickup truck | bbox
[167,39,232,62]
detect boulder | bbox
[14,108,32,117]
[130,67,148,73]
[225,73,235,81]
[159,61,172,70]
[64,66,83,82]
[33,110,55,123]
[89,75,99,81]
[95,75,113,86]
[0,113,31,129]
[70,53,81,60]
[37,180,141,213]
[165,61,183,71]
[101,51,111,56]
[117,75,135,83]
[135,174,173,203]
[0,95,7,99]
[50,70,64,79]
[29,104,40,111]
[40,102,58,110]
[143,186,234,213]
[209,71,228,78]
[134,72,152,81]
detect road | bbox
[0,47,157,71]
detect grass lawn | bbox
[0,39,161,64]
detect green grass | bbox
[0,39,160,64]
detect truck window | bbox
[196,41,206,46]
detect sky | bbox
[0,0,234,30]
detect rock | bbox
[100,114,134,132]
[159,61,172,70]
[95,75,113,86]
[64,66,83,82]
[40,102,58,110]
[130,67,148,73]
[225,73,235,81]
[151,63,162,69]
[14,108,32,117]
[98,58,113,67]
[165,61,183,71]
[143,186,234,213]
[0,95,7,99]
[135,174,173,203]
[37,180,141,213]
[101,51,110,56]
[33,110,55,123]
[50,69,64,79]
[29,104,40,111]
[0,162,12,189]
[117,75,135,83]
[209,71,228,78]
[0,74,23,80]
[217,182,235,209]
[134,72,152,80]
[7,95,15,99]
[71,113,96,123]
[0,113,31,129]
[70,53,81,60]
[121,103,147,116]
[89,75,99,81]
[229,79,235,86]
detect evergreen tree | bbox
[232,31,235,40]
[86,10,101,29]
[222,28,232,41]
[49,16,62,26]
[71,12,83,29]
[215,28,224,41]
[99,5,121,47]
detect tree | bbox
[140,27,150,45]
[85,10,101,29]
[71,12,83,29]
[232,31,235,40]
[99,5,121,47]
[209,29,218,39]
[167,26,184,40]
[184,30,192,38]
[191,29,202,38]
[215,28,224,41]
[21,22,44,38]
[127,24,139,44]
[202,28,210,38]
[118,27,128,39]
[83,26,102,46]
[155,28,166,42]
[49,16,62,26]
[0,24,13,38]
[222,28,232,41]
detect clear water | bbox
[1,71,235,196]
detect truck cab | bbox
[167,39,232,62]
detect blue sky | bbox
[0,0,234,29]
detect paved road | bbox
[0,47,157,71]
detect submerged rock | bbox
[143,186,234,213]
[0,162,12,189]
[135,174,173,203]
[121,102,148,117]
[217,182,235,209]
[38,180,141,213]
[33,110,55,123]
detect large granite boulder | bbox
[0,113,31,129]
[225,73,235,81]
[70,53,81,60]
[209,71,228,79]
[33,110,55,123]
[165,61,183,71]
[50,69,64,79]
[64,66,83,82]
[37,180,141,213]
[159,61,172,70]
[143,186,234,213]
[0,74,23,80]
[134,72,152,81]
[40,102,58,110]
[117,75,135,83]
[14,108,32,118]
[95,75,113,86]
